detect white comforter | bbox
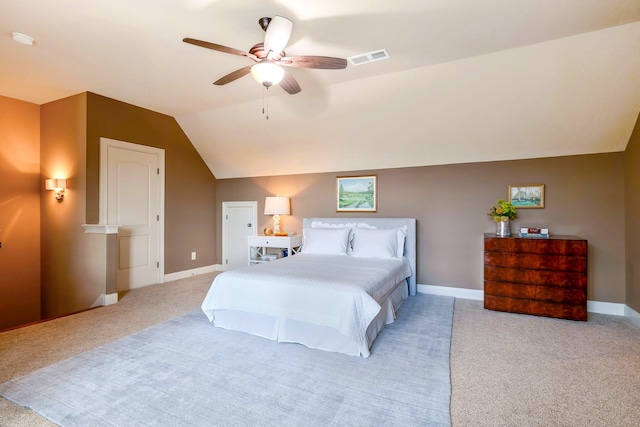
[201,253,412,352]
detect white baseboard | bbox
[90,293,119,307]
[587,300,625,316]
[164,264,222,282]
[417,284,484,301]
[417,284,632,319]
[103,293,118,306]
[624,305,640,329]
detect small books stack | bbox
[519,227,549,238]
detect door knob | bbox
[247,223,252,227]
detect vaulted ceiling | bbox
[2,1,640,178]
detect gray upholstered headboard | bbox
[302,218,417,296]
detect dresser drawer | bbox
[484,252,587,272]
[485,237,587,256]
[484,265,587,288]
[484,294,587,321]
[484,281,586,304]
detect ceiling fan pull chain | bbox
[262,86,270,120]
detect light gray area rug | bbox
[0,294,454,427]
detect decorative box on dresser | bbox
[483,233,588,321]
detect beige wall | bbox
[85,93,216,273]
[217,153,625,303]
[0,96,41,329]
[625,113,640,312]
[40,93,110,318]
[3,91,218,327]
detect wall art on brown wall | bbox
[508,184,545,208]
[337,175,377,212]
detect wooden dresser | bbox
[483,233,588,321]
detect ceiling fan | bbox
[183,16,347,94]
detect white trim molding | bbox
[82,224,119,234]
[103,293,119,306]
[587,300,625,316]
[624,305,640,329]
[417,284,633,319]
[418,284,484,301]
[164,264,222,282]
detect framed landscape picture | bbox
[508,184,545,208]
[337,175,377,212]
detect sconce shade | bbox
[45,178,67,201]
[251,62,285,87]
[264,196,290,215]
[45,179,66,190]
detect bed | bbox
[201,218,417,357]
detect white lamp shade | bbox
[45,178,66,190]
[264,196,290,215]
[251,62,285,87]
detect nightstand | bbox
[248,234,302,266]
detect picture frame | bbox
[508,184,545,208]
[337,175,377,212]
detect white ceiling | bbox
[2,0,640,178]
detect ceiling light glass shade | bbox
[251,62,284,87]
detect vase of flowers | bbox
[487,199,517,237]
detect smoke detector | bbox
[12,32,34,46]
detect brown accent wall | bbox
[40,93,104,318]
[85,93,216,273]
[0,96,41,329]
[625,113,640,312]
[217,153,625,303]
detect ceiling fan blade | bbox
[183,38,258,61]
[280,56,347,69]
[279,70,301,94]
[214,65,253,85]
[263,16,293,60]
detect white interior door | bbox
[101,138,164,291]
[222,202,257,270]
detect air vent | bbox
[348,49,390,66]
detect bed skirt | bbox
[210,281,409,358]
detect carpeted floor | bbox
[2,273,640,426]
[1,280,453,427]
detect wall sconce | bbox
[264,196,290,234]
[45,179,67,201]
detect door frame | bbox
[99,137,165,284]
[222,201,258,271]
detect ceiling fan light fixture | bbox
[250,62,284,87]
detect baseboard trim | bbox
[417,284,631,318]
[417,284,484,301]
[624,305,640,328]
[103,293,118,306]
[587,300,625,316]
[164,264,222,282]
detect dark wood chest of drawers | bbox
[484,233,588,321]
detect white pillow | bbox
[356,223,407,258]
[311,222,355,253]
[302,227,351,255]
[351,228,399,259]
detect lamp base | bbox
[272,214,281,234]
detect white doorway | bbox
[100,138,165,291]
[222,201,257,270]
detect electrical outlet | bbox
[191,251,196,261]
